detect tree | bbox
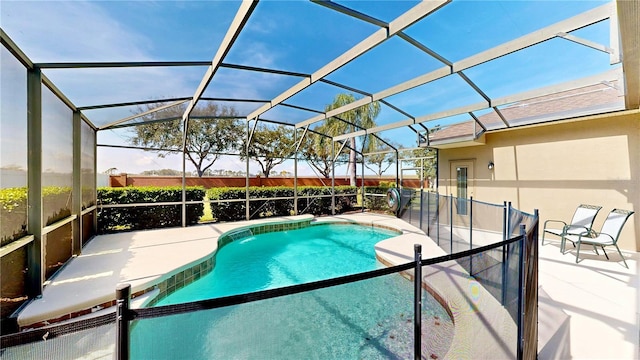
[408,147,437,187]
[409,125,440,186]
[365,138,396,177]
[140,168,182,176]
[323,94,380,186]
[130,102,243,177]
[299,127,347,179]
[244,123,295,178]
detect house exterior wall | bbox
[437,110,639,251]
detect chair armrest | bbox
[577,229,601,241]
[578,230,592,237]
[564,225,589,234]
[544,219,567,229]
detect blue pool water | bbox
[132,223,453,359]
[158,223,398,304]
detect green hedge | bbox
[364,183,396,212]
[0,187,27,247]
[97,186,205,233]
[3,185,357,237]
[297,186,355,216]
[42,186,73,226]
[207,186,356,222]
[1,186,75,247]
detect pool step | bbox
[228,228,254,241]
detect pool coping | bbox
[17,215,315,328]
[16,213,403,328]
[370,217,518,359]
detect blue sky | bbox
[0,0,615,176]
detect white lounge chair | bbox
[565,209,634,268]
[541,204,602,253]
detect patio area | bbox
[537,237,639,359]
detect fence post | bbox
[501,201,507,305]
[436,193,440,246]
[526,209,540,360]
[414,244,422,360]
[116,284,131,360]
[449,194,453,254]
[426,191,430,236]
[507,201,512,238]
[469,196,473,276]
[517,224,526,360]
[419,189,424,230]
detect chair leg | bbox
[542,231,546,245]
[614,245,628,269]
[575,242,581,263]
[561,236,572,253]
[593,244,599,255]
[602,246,609,260]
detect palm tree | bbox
[323,93,381,186]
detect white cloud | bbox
[1,1,200,124]
[135,155,155,166]
[1,0,293,125]
[2,1,149,62]
[235,41,277,69]
[246,15,280,36]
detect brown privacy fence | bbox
[109,174,428,189]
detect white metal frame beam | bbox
[100,99,189,130]
[311,0,387,28]
[34,61,211,69]
[180,0,257,143]
[556,32,613,54]
[296,3,613,130]
[1,28,34,69]
[78,97,192,111]
[616,0,639,109]
[333,68,621,141]
[246,0,449,121]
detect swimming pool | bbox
[132,222,453,359]
[157,223,399,304]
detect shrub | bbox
[42,186,73,226]
[0,187,27,247]
[208,186,357,221]
[378,181,396,188]
[0,186,75,246]
[364,184,395,212]
[97,186,205,233]
[207,187,246,222]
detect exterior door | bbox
[450,160,474,216]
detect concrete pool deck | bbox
[17,215,315,327]
[14,213,640,359]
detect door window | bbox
[456,166,468,215]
